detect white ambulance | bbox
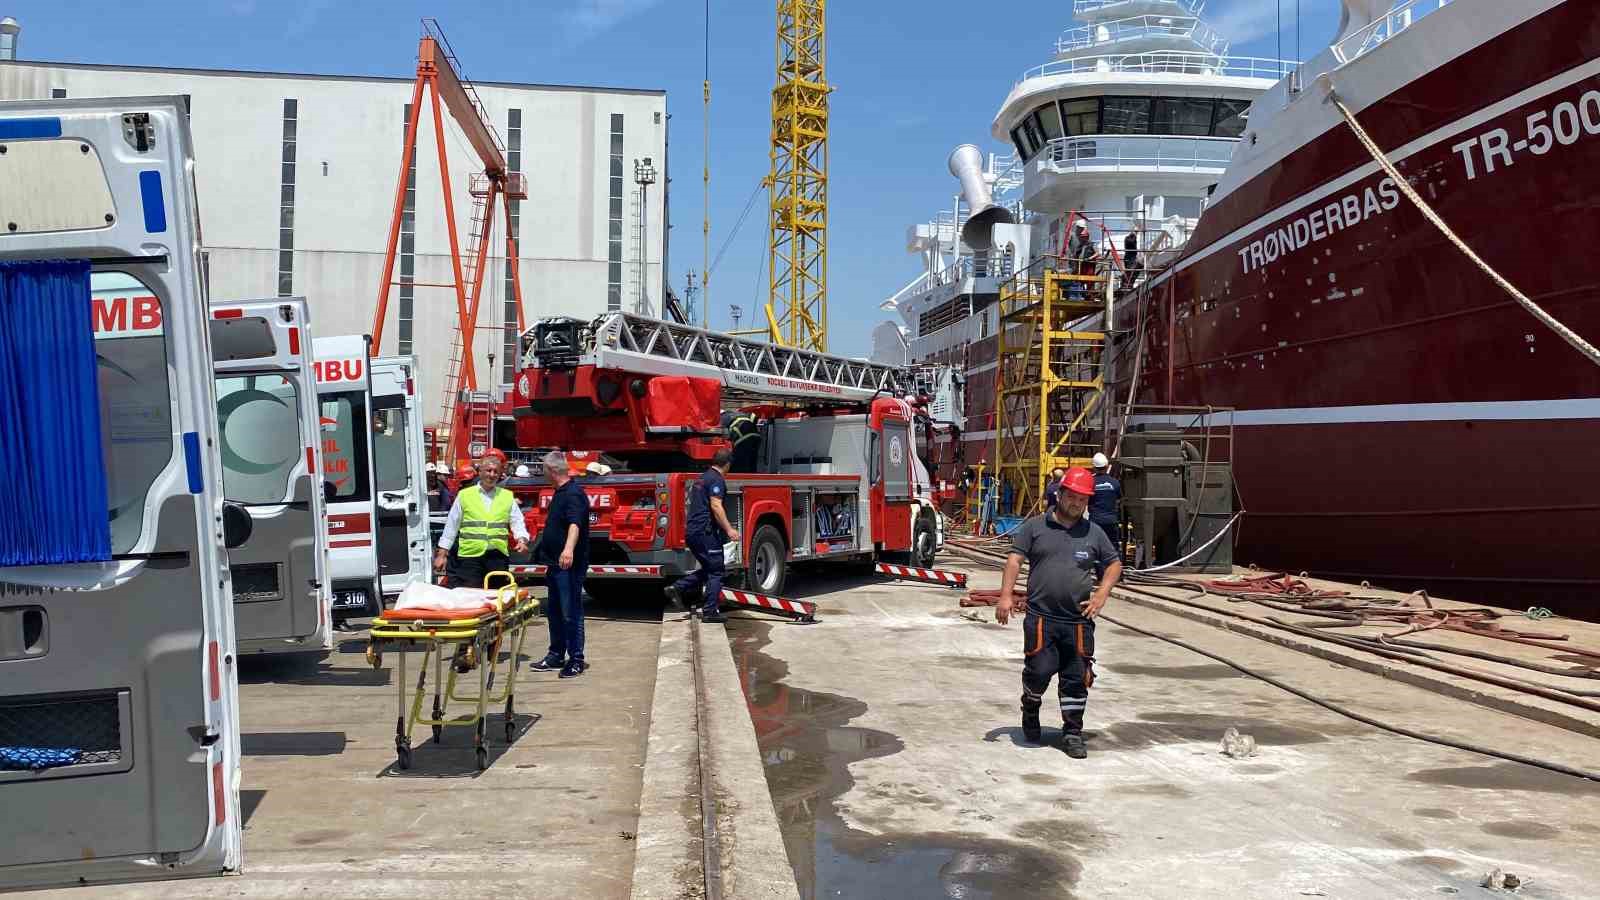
[0,97,243,888]
[211,297,334,654]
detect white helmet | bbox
[424,462,437,474]
[515,464,532,478]
[1092,452,1109,469]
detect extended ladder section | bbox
[994,256,1113,515]
[525,311,913,406]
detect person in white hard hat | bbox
[1088,451,1122,556]
[425,462,449,513]
[515,464,532,479]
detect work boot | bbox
[1061,733,1087,759]
[700,609,728,624]
[663,585,687,612]
[1021,705,1042,744]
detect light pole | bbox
[729,304,742,332]
[634,157,657,317]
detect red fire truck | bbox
[505,313,947,600]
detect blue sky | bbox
[5,0,1342,358]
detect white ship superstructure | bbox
[876,0,1292,471]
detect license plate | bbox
[333,590,367,611]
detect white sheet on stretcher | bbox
[393,581,504,613]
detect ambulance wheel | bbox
[912,514,938,569]
[475,747,489,771]
[742,524,788,597]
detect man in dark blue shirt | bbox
[1089,452,1122,555]
[1042,466,1067,508]
[665,448,739,623]
[534,450,591,678]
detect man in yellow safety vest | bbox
[433,455,530,589]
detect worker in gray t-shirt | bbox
[997,467,1122,758]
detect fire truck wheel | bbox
[912,514,937,569]
[742,524,788,597]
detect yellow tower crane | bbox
[765,0,831,353]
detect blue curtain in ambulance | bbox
[0,259,112,566]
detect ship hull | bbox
[1129,1,1600,614]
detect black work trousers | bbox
[449,550,510,589]
[1021,613,1096,734]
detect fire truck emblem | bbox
[889,435,904,466]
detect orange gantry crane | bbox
[372,18,527,466]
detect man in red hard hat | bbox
[997,466,1122,758]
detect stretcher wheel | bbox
[475,747,489,771]
[396,744,412,771]
[431,724,443,744]
[364,644,379,668]
[504,720,516,743]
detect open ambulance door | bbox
[370,356,430,596]
[0,97,242,888]
[313,334,381,620]
[211,297,332,654]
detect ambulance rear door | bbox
[371,356,430,596]
[0,97,242,889]
[211,297,331,653]
[313,334,381,618]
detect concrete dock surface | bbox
[729,560,1600,900]
[27,597,662,900]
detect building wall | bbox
[0,61,668,424]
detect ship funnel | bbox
[948,144,1014,252]
[1335,0,1391,43]
[0,17,19,61]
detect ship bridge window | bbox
[1060,98,1099,136]
[1020,116,1045,156]
[1009,126,1029,161]
[1102,97,1152,134]
[1154,97,1216,137]
[1033,103,1064,143]
[1213,99,1250,139]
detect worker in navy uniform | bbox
[1089,452,1123,556]
[433,455,529,590]
[664,448,739,623]
[997,467,1122,758]
[533,450,591,678]
[1042,466,1067,508]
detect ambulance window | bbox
[319,391,371,503]
[215,374,302,504]
[372,406,410,493]
[91,271,172,554]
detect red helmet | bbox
[1062,467,1096,498]
[455,463,477,481]
[482,448,508,465]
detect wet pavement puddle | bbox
[730,620,1080,899]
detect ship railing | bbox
[1074,0,1207,16]
[1020,51,1296,83]
[1038,134,1236,175]
[1055,15,1228,56]
[1332,0,1453,65]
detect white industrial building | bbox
[0,52,669,424]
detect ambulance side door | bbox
[0,97,242,889]
[369,360,425,594]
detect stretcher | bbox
[365,572,539,771]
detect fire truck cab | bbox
[0,96,242,889]
[313,334,382,621]
[211,297,333,654]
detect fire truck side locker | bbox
[211,296,334,654]
[314,334,382,620]
[0,96,244,889]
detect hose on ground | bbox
[1098,610,1600,784]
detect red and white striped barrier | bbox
[719,588,818,623]
[876,562,968,588]
[509,564,664,578]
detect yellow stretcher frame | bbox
[366,572,540,771]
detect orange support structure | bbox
[372,20,529,464]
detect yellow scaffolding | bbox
[993,257,1112,516]
[766,0,830,353]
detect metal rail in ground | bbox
[688,619,724,900]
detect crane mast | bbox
[766,0,830,353]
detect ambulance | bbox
[313,334,382,622]
[0,97,243,887]
[210,297,333,654]
[370,355,431,596]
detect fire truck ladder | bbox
[531,311,915,406]
[993,248,1113,516]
